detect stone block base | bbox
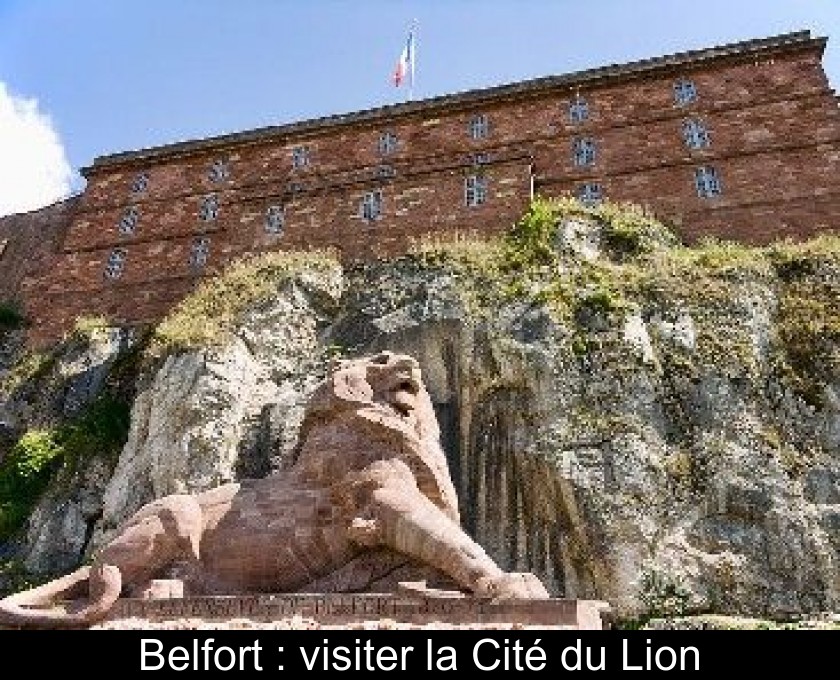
[107,593,611,629]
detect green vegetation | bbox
[776,280,840,408]
[0,301,25,330]
[0,350,56,398]
[640,614,840,630]
[404,197,838,381]
[504,196,678,267]
[0,430,63,540]
[149,249,341,356]
[71,315,111,340]
[638,567,693,621]
[407,197,663,322]
[0,558,49,595]
[138,194,837,410]
[0,395,130,542]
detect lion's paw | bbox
[474,572,550,600]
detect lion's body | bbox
[0,352,548,628]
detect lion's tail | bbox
[0,564,121,629]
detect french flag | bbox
[393,30,415,88]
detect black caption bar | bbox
[0,629,828,676]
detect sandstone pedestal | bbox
[107,593,612,629]
[137,579,185,600]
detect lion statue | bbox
[0,351,548,627]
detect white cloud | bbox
[0,82,73,217]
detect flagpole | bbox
[409,19,417,102]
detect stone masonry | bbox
[1,30,838,346]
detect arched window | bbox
[360,190,383,221]
[199,195,219,221]
[118,206,139,235]
[674,79,698,105]
[569,96,589,124]
[131,172,149,193]
[291,146,310,169]
[104,249,126,280]
[190,237,210,268]
[378,132,398,155]
[468,114,489,140]
[694,166,721,198]
[577,183,603,206]
[208,159,229,182]
[573,138,597,166]
[682,119,710,149]
[465,175,487,207]
[265,205,285,234]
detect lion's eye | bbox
[372,354,390,365]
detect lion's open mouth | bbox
[398,379,419,395]
[391,375,420,418]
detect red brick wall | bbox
[0,196,77,305]
[19,43,840,346]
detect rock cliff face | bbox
[1,199,838,619]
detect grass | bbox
[149,249,341,356]
[637,614,840,630]
[0,350,56,398]
[0,395,131,542]
[71,315,111,340]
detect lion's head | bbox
[294,351,459,522]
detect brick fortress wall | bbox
[0,197,77,306]
[5,31,839,346]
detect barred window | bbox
[694,166,722,198]
[199,195,219,221]
[465,174,487,207]
[573,138,597,166]
[375,165,396,179]
[577,183,603,206]
[468,114,489,140]
[265,205,285,234]
[378,132,398,155]
[470,152,490,166]
[131,172,149,193]
[674,79,698,106]
[104,248,126,280]
[291,146,310,169]
[569,96,589,124]
[118,206,139,235]
[190,237,210,268]
[360,190,383,221]
[208,159,229,182]
[682,119,711,149]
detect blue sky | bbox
[0,0,838,212]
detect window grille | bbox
[265,205,285,234]
[694,166,722,198]
[118,206,139,235]
[465,175,487,207]
[573,138,597,166]
[360,190,383,221]
[190,237,210,268]
[104,249,126,279]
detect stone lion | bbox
[0,351,548,627]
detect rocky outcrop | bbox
[3,200,839,620]
[94,265,343,541]
[0,324,138,572]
